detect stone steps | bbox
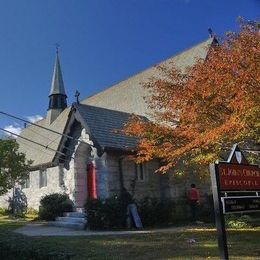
[48,209,87,230]
[56,216,87,223]
[48,221,85,230]
[64,212,86,218]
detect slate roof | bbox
[17,38,215,167]
[75,103,141,151]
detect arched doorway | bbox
[73,142,94,207]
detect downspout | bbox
[118,156,125,196]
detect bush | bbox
[0,208,8,216]
[225,214,252,228]
[39,193,73,221]
[136,197,175,227]
[85,196,125,230]
[26,207,38,215]
[85,196,180,229]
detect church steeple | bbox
[47,49,67,124]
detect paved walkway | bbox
[14,223,196,237]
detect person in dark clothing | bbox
[187,184,200,222]
[121,187,133,205]
[121,187,134,228]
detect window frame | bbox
[58,165,64,187]
[39,169,47,188]
[21,174,30,189]
[135,163,147,182]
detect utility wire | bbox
[24,124,92,160]
[17,138,75,165]
[0,126,93,162]
[25,125,78,155]
[0,110,93,147]
[0,127,66,157]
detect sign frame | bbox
[221,196,260,214]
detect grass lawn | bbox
[0,216,259,259]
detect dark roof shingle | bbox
[76,104,142,150]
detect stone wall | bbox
[0,164,75,210]
[105,152,169,200]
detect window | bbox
[135,163,147,182]
[21,175,30,189]
[39,169,47,188]
[59,165,64,187]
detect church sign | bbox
[218,163,260,191]
[210,144,260,260]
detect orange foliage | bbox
[124,19,260,172]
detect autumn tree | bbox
[0,139,31,212]
[124,19,260,173]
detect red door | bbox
[87,163,97,199]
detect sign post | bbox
[210,163,229,260]
[210,144,260,260]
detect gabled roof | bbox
[75,103,141,151]
[81,38,215,117]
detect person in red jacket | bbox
[187,184,200,222]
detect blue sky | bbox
[0,0,258,135]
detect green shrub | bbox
[136,197,175,227]
[26,207,38,215]
[0,208,8,216]
[225,214,252,228]
[85,196,125,230]
[39,193,73,221]
[85,196,179,229]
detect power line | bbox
[0,110,97,161]
[0,110,93,147]
[0,126,92,163]
[25,125,78,156]
[0,127,66,157]
[17,138,75,165]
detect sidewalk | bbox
[14,222,199,237]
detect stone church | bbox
[0,37,216,210]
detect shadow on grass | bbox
[0,217,259,259]
[34,228,260,259]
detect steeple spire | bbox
[47,48,67,124]
[49,51,67,97]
